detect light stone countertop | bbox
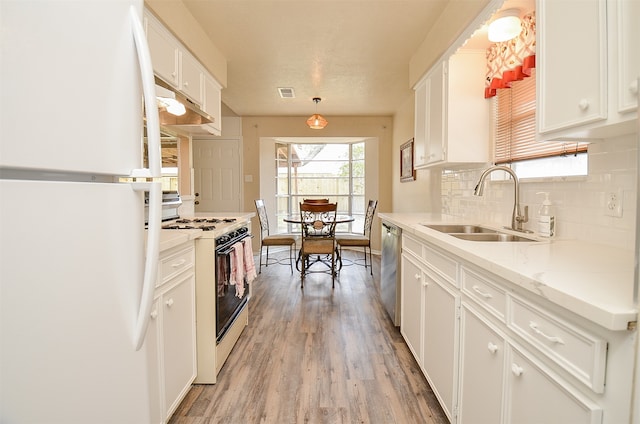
[378,212,637,331]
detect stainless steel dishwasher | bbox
[380,222,401,326]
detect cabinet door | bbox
[146,13,179,87]
[203,74,222,135]
[425,61,445,165]
[616,0,639,114]
[506,345,602,424]
[413,79,428,168]
[537,0,607,134]
[458,303,504,424]
[401,254,423,362]
[422,269,459,421]
[180,51,203,105]
[162,275,197,420]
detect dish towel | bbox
[243,239,257,286]
[229,242,245,296]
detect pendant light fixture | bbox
[306,97,328,129]
[488,8,522,42]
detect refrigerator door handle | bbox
[129,5,161,179]
[129,5,163,351]
[132,181,161,351]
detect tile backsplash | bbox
[441,134,637,250]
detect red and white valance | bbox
[485,11,536,99]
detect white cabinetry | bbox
[399,232,624,423]
[400,234,459,421]
[145,13,179,87]
[413,51,490,169]
[179,50,203,106]
[144,10,222,134]
[203,74,222,135]
[150,242,197,423]
[537,0,638,141]
[458,303,505,424]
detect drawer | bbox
[402,234,423,258]
[159,245,195,286]
[423,244,457,287]
[461,268,507,322]
[508,295,607,393]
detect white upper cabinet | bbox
[537,0,638,141]
[144,9,222,133]
[145,12,179,88]
[179,50,203,106]
[203,74,222,135]
[413,51,490,169]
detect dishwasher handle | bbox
[382,222,399,236]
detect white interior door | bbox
[193,138,241,213]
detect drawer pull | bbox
[511,363,524,377]
[165,298,174,307]
[487,342,498,354]
[472,285,493,299]
[171,259,187,268]
[529,321,565,345]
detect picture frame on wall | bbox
[400,139,416,182]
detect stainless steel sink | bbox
[450,233,538,242]
[421,224,497,234]
[421,223,539,242]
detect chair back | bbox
[302,198,330,204]
[254,199,271,239]
[300,202,337,238]
[362,200,378,238]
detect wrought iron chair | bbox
[335,199,378,275]
[299,202,338,288]
[254,199,297,273]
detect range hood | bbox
[155,78,217,135]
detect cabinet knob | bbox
[183,81,189,88]
[414,273,421,280]
[194,201,200,205]
[150,310,158,319]
[165,298,174,307]
[487,342,498,354]
[578,99,590,111]
[629,79,638,95]
[511,363,524,377]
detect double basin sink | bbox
[422,224,540,242]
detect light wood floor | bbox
[169,250,448,424]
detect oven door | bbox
[215,237,250,343]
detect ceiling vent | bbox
[278,87,295,98]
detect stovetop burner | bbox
[162,224,196,230]
[161,217,238,232]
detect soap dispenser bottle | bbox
[537,192,555,237]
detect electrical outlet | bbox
[605,190,623,217]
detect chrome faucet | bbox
[474,165,531,233]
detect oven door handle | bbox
[215,234,253,256]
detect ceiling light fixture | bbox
[306,97,328,129]
[488,8,522,42]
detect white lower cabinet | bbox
[422,268,459,421]
[399,233,629,424]
[506,344,602,424]
[400,253,423,362]
[401,234,459,422]
[458,303,504,424]
[149,242,197,423]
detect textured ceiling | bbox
[181,0,449,117]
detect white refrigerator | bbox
[0,1,164,422]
